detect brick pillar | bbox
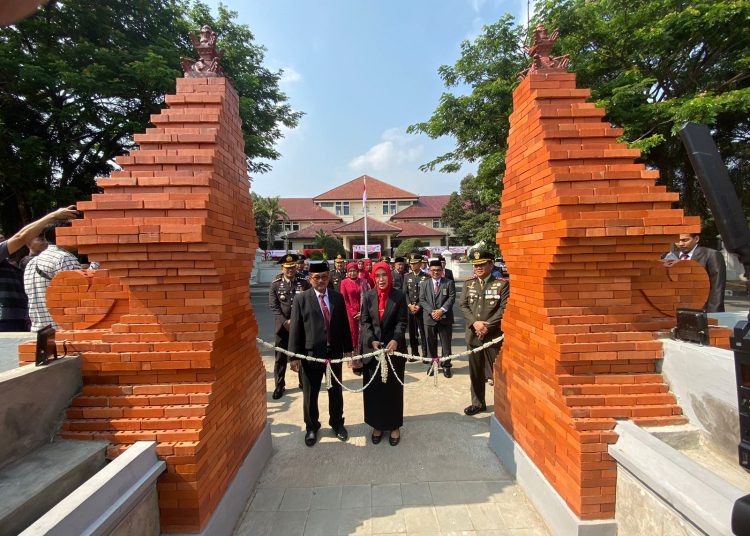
[495,71,709,519]
[21,76,266,532]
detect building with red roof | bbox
[274,175,452,256]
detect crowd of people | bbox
[268,249,512,447]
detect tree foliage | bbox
[412,1,750,243]
[0,0,301,235]
[395,238,427,257]
[312,230,346,260]
[251,194,287,249]
[442,174,500,255]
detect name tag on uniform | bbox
[442,288,448,296]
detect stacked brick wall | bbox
[19,76,265,532]
[495,71,710,520]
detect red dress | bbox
[340,277,362,351]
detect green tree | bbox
[442,174,500,254]
[252,195,287,249]
[0,0,302,234]
[412,1,750,242]
[395,238,427,257]
[313,229,346,260]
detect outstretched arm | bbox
[4,206,78,257]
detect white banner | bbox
[430,246,468,255]
[265,249,298,259]
[352,244,381,253]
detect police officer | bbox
[328,254,347,292]
[296,256,309,280]
[269,254,311,399]
[459,250,509,415]
[403,253,429,357]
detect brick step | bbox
[562,382,668,396]
[63,416,205,432]
[71,392,211,407]
[631,415,689,427]
[569,404,682,419]
[81,382,212,397]
[60,428,203,444]
[66,403,208,420]
[564,393,676,407]
[558,373,664,386]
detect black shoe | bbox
[371,431,382,444]
[333,425,348,442]
[353,369,363,377]
[443,367,453,378]
[304,429,317,447]
[299,383,303,390]
[464,404,487,416]
[389,432,401,446]
[271,386,285,400]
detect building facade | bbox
[274,175,453,256]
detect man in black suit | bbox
[438,254,454,281]
[673,233,726,312]
[420,258,456,378]
[392,256,407,291]
[289,261,353,446]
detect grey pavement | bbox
[234,288,550,535]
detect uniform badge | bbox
[474,251,481,260]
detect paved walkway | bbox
[234,292,550,535]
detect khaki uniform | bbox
[269,273,311,389]
[459,274,509,407]
[404,270,429,356]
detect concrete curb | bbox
[609,420,745,536]
[21,441,165,535]
[489,415,617,536]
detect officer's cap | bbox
[278,253,301,268]
[333,254,346,263]
[394,256,406,263]
[381,256,391,264]
[308,260,330,273]
[470,250,494,265]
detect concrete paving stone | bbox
[370,505,406,534]
[311,486,343,510]
[270,510,308,535]
[304,508,340,536]
[483,482,526,504]
[372,483,402,506]
[279,487,313,511]
[428,481,466,506]
[495,500,544,529]
[435,504,474,532]
[400,482,433,505]
[466,503,506,531]
[337,507,372,535]
[233,510,274,536]
[402,505,440,533]
[341,484,372,508]
[248,487,284,511]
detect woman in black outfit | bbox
[360,261,408,445]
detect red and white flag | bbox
[362,176,367,209]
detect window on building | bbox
[283,221,300,232]
[319,202,334,209]
[382,201,397,215]
[335,201,349,216]
[433,219,442,228]
[397,201,412,209]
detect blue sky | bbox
[204,0,529,197]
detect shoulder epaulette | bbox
[464,275,478,282]
[272,274,283,281]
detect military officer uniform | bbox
[391,256,406,291]
[269,254,311,398]
[404,253,429,356]
[459,250,509,414]
[328,254,347,293]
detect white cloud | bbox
[280,66,302,84]
[468,0,487,13]
[348,128,423,172]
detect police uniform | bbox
[269,254,311,398]
[403,253,430,356]
[391,256,406,291]
[459,250,509,413]
[328,254,347,293]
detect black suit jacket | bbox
[360,288,408,355]
[419,277,456,326]
[288,288,353,360]
[691,246,726,312]
[443,268,454,281]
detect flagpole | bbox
[363,176,368,259]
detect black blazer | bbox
[360,288,408,355]
[419,277,456,326]
[288,288,353,360]
[692,246,726,312]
